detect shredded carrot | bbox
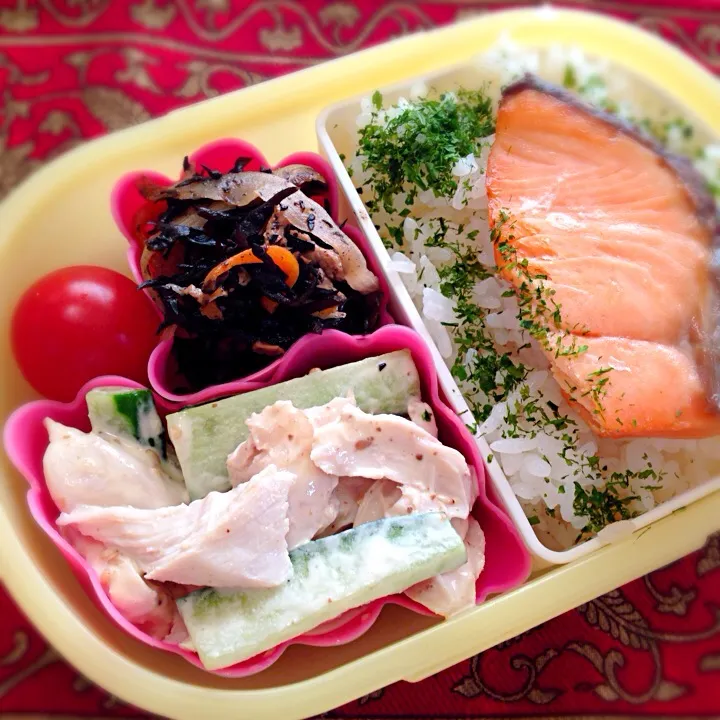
[312,306,339,319]
[265,245,300,287]
[202,245,300,293]
[260,297,278,314]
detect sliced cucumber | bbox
[167,350,420,500]
[87,387,166,458]
[178,512,465,670]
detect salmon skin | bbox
[486,75,720,439]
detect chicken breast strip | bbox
[58,465,294,588]
[44,419,188,512]
[310,399,474,519]
[227,401,338,548]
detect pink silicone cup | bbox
[110,138,393,405]
[3,375,427,677]
[3,326,530,677]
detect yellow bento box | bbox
[1,8,719,720]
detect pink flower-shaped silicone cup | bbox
[3,325,531,677]
[111,138,393,404]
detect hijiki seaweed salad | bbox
[136,159,381,390]
[346,41,720,549]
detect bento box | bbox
[1,8,719,720]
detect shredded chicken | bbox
[309,399,473,519]
[353,479,402,526]
[318,477,375,535]
[227,402,338,548]
[223,395,484,616]
[44,420,188,512]
[65,529,178,638]
[58,466,294,589]
[405,517,486,617]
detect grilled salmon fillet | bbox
[486,76,720,438]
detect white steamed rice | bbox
[350,38,720,549]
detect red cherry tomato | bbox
[11,266,160,401]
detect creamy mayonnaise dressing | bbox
[44,388,484,636]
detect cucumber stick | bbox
[87,387,166,457]
[167,350,420,500]
[177,513,465,670]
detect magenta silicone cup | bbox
[3,325,531,677]
[111,138,393,405]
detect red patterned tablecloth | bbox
[1,1,720,717]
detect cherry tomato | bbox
[11,266,160,401]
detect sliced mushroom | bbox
[305,245,345,283]
[265,204,292,244]
[141,171,299,209]
[274,164,328,194]
[280,193,379,294]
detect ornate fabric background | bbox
[1,1,720,718]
